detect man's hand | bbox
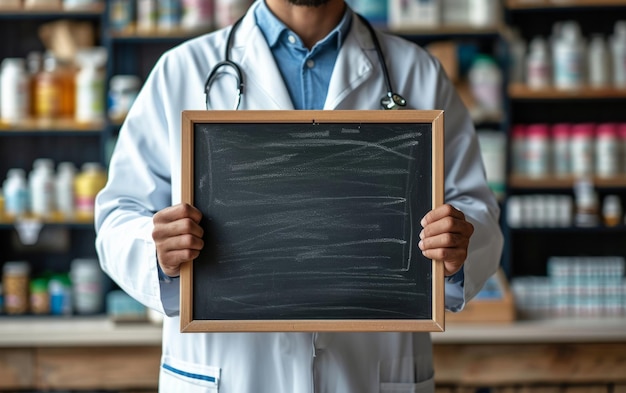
[418,204,474,277]
[152,203,204,277]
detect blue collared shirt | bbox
[254,0,352,110]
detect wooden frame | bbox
[180,110,445,332]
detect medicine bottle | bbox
[0,58,30,125]
[602,195,622,227]
[55,162,76,220]
[49,274,72,316]
[2,261,30,315]
[553,21,585,90]
[137,0,158,31]
[574,178,599,227]
[551,123,571,177]
[29,158,56,219]
[570,123,595,177]
[595,123,619,178]
[157,0,181,31]
[33,54,62,120]
[108,75,141,123]
[468,55,502,117]
[526,36,551,90]
[75,47,107,124]
[181,0,214,31]
[74,162,107,220]
[525,124,550,178]
[30,277,49,315]
[588,34,610,88]
[70,258,104,314]
[215,0,252,29]
[3,168,29,219]
[611,21,626,88]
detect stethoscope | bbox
[204,12,407,111]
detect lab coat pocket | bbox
[160,355,220,392]
[379,356,434,393]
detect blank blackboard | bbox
[180,110,444,332]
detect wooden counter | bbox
[1,317,626,391]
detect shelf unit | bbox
[504,3,626,281]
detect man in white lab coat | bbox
[95,0,504,392]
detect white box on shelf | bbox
[388,0,441,30]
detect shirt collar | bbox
[254,0,352,50]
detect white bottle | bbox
[29,158,56,219]
[75,47,107,124]
[55,162,76,219]
[0,58,30,125]
[468,0,498,27]
[181,0,214,30]
[468,55,502,117]
[595,123,619,178]
[3,168,29,218]
[553,21,585,90]
[588,34,610,89]
[526,36,551,89]
[611,21,626,88]
[215,0,251,29]
[70,258,104,314]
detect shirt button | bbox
[306,59,315,68]
[288,34,296,44]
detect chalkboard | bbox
[180,110,444,332]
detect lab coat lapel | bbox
[230,8,294,110]
[324,15,376,110]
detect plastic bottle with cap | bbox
[55,162,77,220]
[74,162,107,220]
[551,123,571,177]
[0,58,30,125]
[574,178,599,227]
[588,34,610,89]
[70,258,104,314]
[75,47,107,124]
[108,75,141,123]
[595,123,619,178]
[570,123,595,177]
[526,36,551,89]
[2,261,30,315]
[29,158,56,219]
[553,21,585,90]
[468,54,502,118]
[611,20,626,88]
[3,168,29,219]
[525,124,550,178]
[602,195,622,227]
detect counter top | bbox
[1,316,625,347]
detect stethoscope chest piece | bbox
[380,92,407,110]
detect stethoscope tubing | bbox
[204,9,406,110]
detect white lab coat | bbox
[95,2,503,392]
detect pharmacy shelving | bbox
[503,0,626,310]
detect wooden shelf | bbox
[109,27,212,42]
[0,3,104,16]
[390,24,502,37]
[0,118,104,134]
[509,83,626,99]
[509,174,626,189]
[507,0,626,9]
